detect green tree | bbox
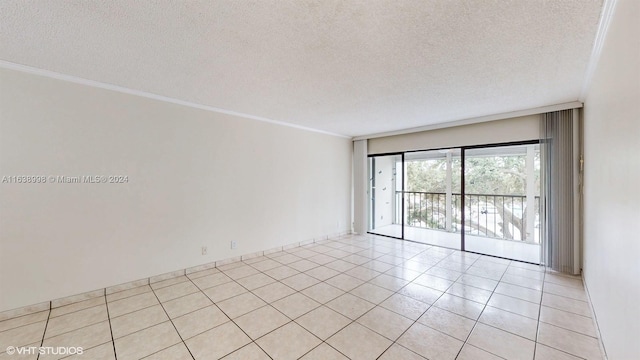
[404,153,539,241]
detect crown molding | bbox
[0,60,351,139]
[579,0,618,101]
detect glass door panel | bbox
[463,144,541,263]
[403,149,462,249]
[368,154,403,238]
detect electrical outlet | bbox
[201,246,207,255]
[230,240,237,250]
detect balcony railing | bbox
[395,191,540,242]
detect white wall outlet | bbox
[201,246,207,255]
[230,240,237,250]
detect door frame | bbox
[367,140,541,263]
[367,152,404,240]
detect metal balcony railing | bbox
[394,191,540,242]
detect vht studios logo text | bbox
[5,346,83,356]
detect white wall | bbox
[0,68,352,312]
[582,0,640,358]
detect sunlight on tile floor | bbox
[0,234,604,359]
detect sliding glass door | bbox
[403,149,462,249]
[367,142,542,264]
[463,143,541,263]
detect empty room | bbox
[0,0,638,359]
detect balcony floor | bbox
[371,224,541,264]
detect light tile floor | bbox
[0,235,604,360]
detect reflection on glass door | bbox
[403,149,462,249]
[463,144,541,263]
[368,154,403,238]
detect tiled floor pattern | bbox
[0,235,604,360]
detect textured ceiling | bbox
[0,0,603,137]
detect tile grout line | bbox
[532,268,547,359]
[41,298,109,324]
[227,241,353,357]
[186,274,276,359]
[283,253,366,360]
[286,237,430,360]
[457,261,596,359]
[454,256,512,359]
[148,286,196,360]
[35,301,52,360]
[13,303,118,358]
[34,241,455,357]
[536,269,600,359]
[204,237,582,359]
[103,289,118,360]
[0,233,489,319]
[147,243,572,359]
[254,248,365,359]
[34,280,273,341]
[193,251,328,351]
[286,237,378,359]
[207,237,399,358]
[382,243,506,359]
[329,237,515,358]
[301,242,468,359]
[271,238,485,359]
[429,254,487,359]
[7,235,598,360]
[0,234,349,325]
[367,249,463,358]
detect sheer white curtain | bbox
[540,109,581,274]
